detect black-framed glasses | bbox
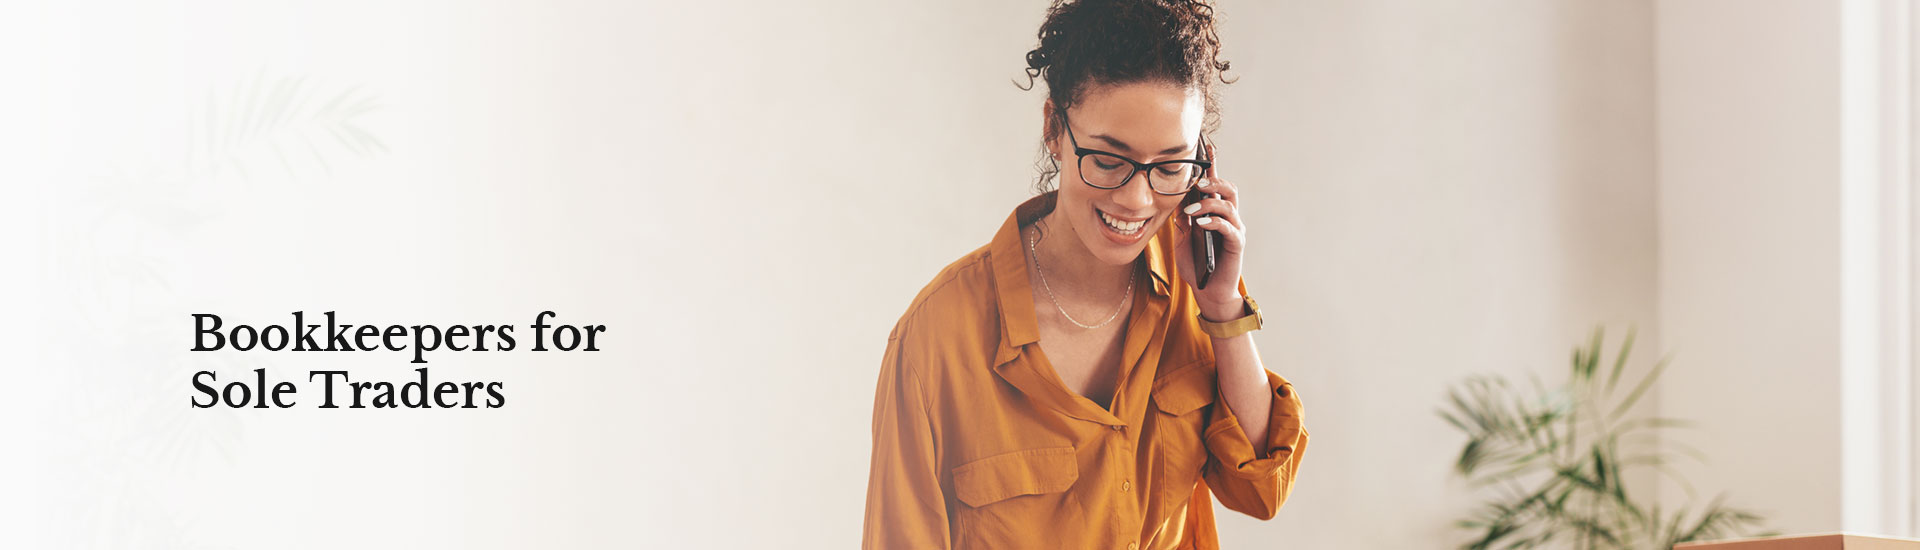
[1063,113,1212,195]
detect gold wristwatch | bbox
[1197,295,1263,339]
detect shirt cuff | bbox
[1202,369,1307,480]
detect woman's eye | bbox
[1093,159,1123,171]
[1157,164,1189,176]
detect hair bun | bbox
[1025,49,1049,71]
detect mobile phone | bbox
[1187,187,1217,290]
[1187,140,1218,289]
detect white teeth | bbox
[1100,210,1146,234]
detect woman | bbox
[862,1,1308,548]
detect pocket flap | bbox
[951,446,1078,507]
[1152,362,1217,416]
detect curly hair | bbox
[1018,0,1234,193]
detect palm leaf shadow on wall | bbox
[60,67,386,547]
[189,68,387,183]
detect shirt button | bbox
[1111,425,1123,431]
[1128,543,1138,550]
[1121,480,1131,491]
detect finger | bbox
[1183,196,1243,232]
[1170,214,1198,281]
[1192,212,1245,254]
[1204,141,1220,179]
[1197,176,1238,206]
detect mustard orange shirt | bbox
[862,191,1309,550]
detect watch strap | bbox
[1197,296,1262,339]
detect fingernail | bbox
[1196,217,1213,226]
[1183,203,1202,215]
[1198,179,1211,188]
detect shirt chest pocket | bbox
[1152,363,1217,417]
[952,446,1079,507]
[1151,362,1217,513]
[950,446,1080,549]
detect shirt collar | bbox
[989,190,1176,353]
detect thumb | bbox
[1170,219,1195,285]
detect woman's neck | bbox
[1028,211,1136,302]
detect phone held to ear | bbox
[1186,187,1217,290]
[1187,140,1220,290]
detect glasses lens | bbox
[1078,153,1134,188]
[1148,161,1204,194]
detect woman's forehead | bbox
[1070,83,1205,155]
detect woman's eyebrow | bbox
[1088,132,1193,156]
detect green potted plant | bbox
[1438,327,1774,549]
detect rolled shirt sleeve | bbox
[1199,368,1308,520]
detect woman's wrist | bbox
[1197,291,1247,322]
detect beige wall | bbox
[1656,0,1919,537]
[42,0,1920,547]
[1654,0,1847,534]
[1218,1,1659,546]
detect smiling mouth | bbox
[1097,208,1149,235]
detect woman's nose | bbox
[1111,171,1155,210]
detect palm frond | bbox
[1442,325,1770,549]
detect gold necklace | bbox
[1027,224,1133,329]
